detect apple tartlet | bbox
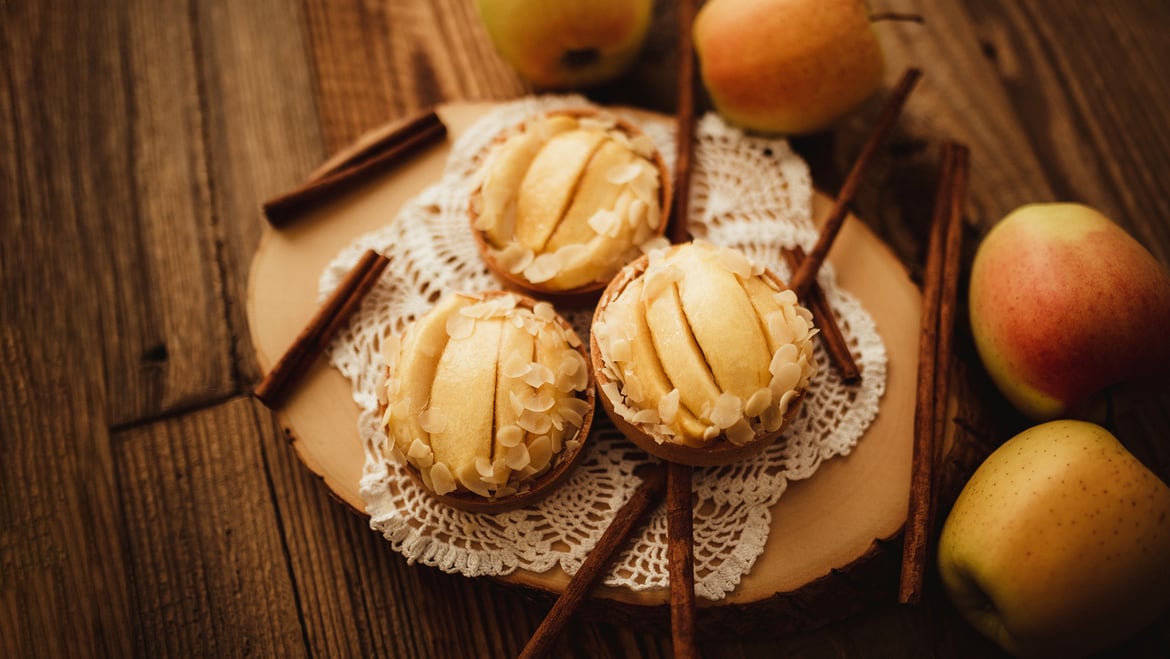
[377,291,594,511]
[591,241,818,466]
[469,110,671,297]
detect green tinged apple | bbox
[937,420,1170,658]
[968,203,1170,420]
[693,0,884,135]
[475,0,653,89]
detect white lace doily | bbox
[322,95,887,600]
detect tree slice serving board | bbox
[247,102,921,616]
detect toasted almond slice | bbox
[527,436,553,474]
[516,128,608,252]
[427,316,502,492]
[429,462,457,496]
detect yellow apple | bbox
[968,203,1170,420]
[937,420,1170,658]
[693,0,884,135]
[475,0,653,89]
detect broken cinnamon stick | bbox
[789,67,922,299]
[253,249,390,409]
[518,462,669,659]
[262,110,447,227]
[898,142,969,604]
[781,246,861,383]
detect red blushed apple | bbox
[693,0,884,135]
[968,203,1170,420]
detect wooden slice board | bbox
[247,102,921,617]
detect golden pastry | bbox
[378,291,594,511]
[470,110,671,298]
[591,241,818,466]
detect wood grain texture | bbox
[112,397,306,657]
[3,0,1170,656]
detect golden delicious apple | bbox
[693,0,884,135]
[968,203,1170,420]
[937,420,1170,658]
[475,0,653,89]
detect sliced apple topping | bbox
[593,241,819,447]
[378,292,591,499]
[471,111,666,292]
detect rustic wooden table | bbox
[4,1,1169,657]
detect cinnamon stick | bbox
[669,0,698,245]
[253,249,390,409]
[898,142,968,604]
[666,2,700,656]
[781,246,861,383]
[518,462,669,659]
[667,460,697,658]
[789,67,922,299]
[262,111,447,227]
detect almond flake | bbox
[632,408,660,425]
[445,313,475,340]
[505,443,531,470]
[600,382,623,407]
[523,253,562,283]
[770,361,803,396]
[496,242,535,274]
[769,344,799,377]
[709,392,743,429]
[767,311,795,345]
[558,397,590,427]
[588,208,623,238]
[517,387,555,413]
[658,389,680,424]
[497,423,526,448]
[606,162,642,185]
[475,456,495,478]
[533,301,556,322]
[518,408,552,434]
[429,462,457,496]
[417,408,447,433]
[623,198,646,229]
[774,289,799,306]
[527,436,553,473]
[744,388,773,418]
[522,362,555,388]
[717,246,754,278]
[726,418,756,446]
[407,438,434,464]
[631,134,657,159]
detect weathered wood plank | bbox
[190,0,326,388]
[299,0,524,153]
[112,397,306,657]
[0,323,134,658]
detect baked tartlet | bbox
[591,241,818,466]
[378,291,594,511]
[469,109,671,299]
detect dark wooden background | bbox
[3,0,1169,656]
